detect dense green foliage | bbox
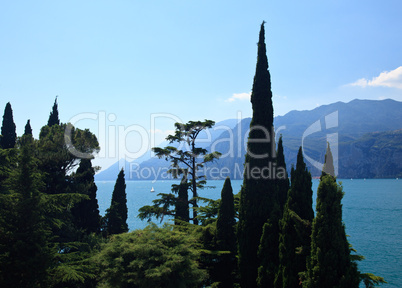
[276,147,314,288]
[104,169,128,235]
[71,158,102,235]
[175,175,190,224]
[95,223,207,288]
[257,215,280,288]
[0,100,104,287]
[303,146,359,287]
[215,177,237,288]
[38,123,99,196]
[303,175,360,287]
[238,21,278,288]
[0,102,17,149]
[0,136,53,287]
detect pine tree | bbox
[276,135,289,214]
[150,119,221,225]
[303,145,360,288]
[104,169,128,235]
[47,97,60,127]
[71,158,101,234]
[24,119,32,136]
[0,102,17,149]
[215,177,237,288]
[37,123,99,196]
[277,147,314,288]
[238,21,278,288]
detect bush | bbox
[95,223,207,288]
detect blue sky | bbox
[1,0,402,170]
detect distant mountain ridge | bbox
[95,98,402,181]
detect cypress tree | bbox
[71,158,101,234]
[257,214,280,288]
[47,97,60,127]
[303,146,359,288]
[238,21,277,288]
[215,177,237,288]
[321,142,335,178]
[104,169,128,235]
[277,147,314,288]
[276,135,289,214]
[24,119,32,136]
[0,102,17,149]
[175,175,189,224]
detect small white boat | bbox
[150,187,155,192]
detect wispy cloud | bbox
[348,66,402,89]
[226,92,251,102]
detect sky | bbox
[1,0,402,171]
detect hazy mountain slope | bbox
[95,119,240,181]
[95,99,402,180]
[339,130,402,178]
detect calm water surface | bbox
[96,179,402,287]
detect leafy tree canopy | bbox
[95,223,207,288]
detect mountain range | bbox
[95,98,402,181]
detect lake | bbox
[96,179,402,287]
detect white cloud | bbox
[348,66,402,89]
[349,78,369,88]
[226,92,251,102]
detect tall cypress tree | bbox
[104,169,128,235]
[276,135,289,214]
[238,21,277,288]
[47,97,60,127]
[277,147,314,288]
[215,177,237,288]
[303,145,359,288]
[0,102,17,149]
[24,119,32,136]
[71,158,101,234]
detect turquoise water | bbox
[96,179,402,287]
